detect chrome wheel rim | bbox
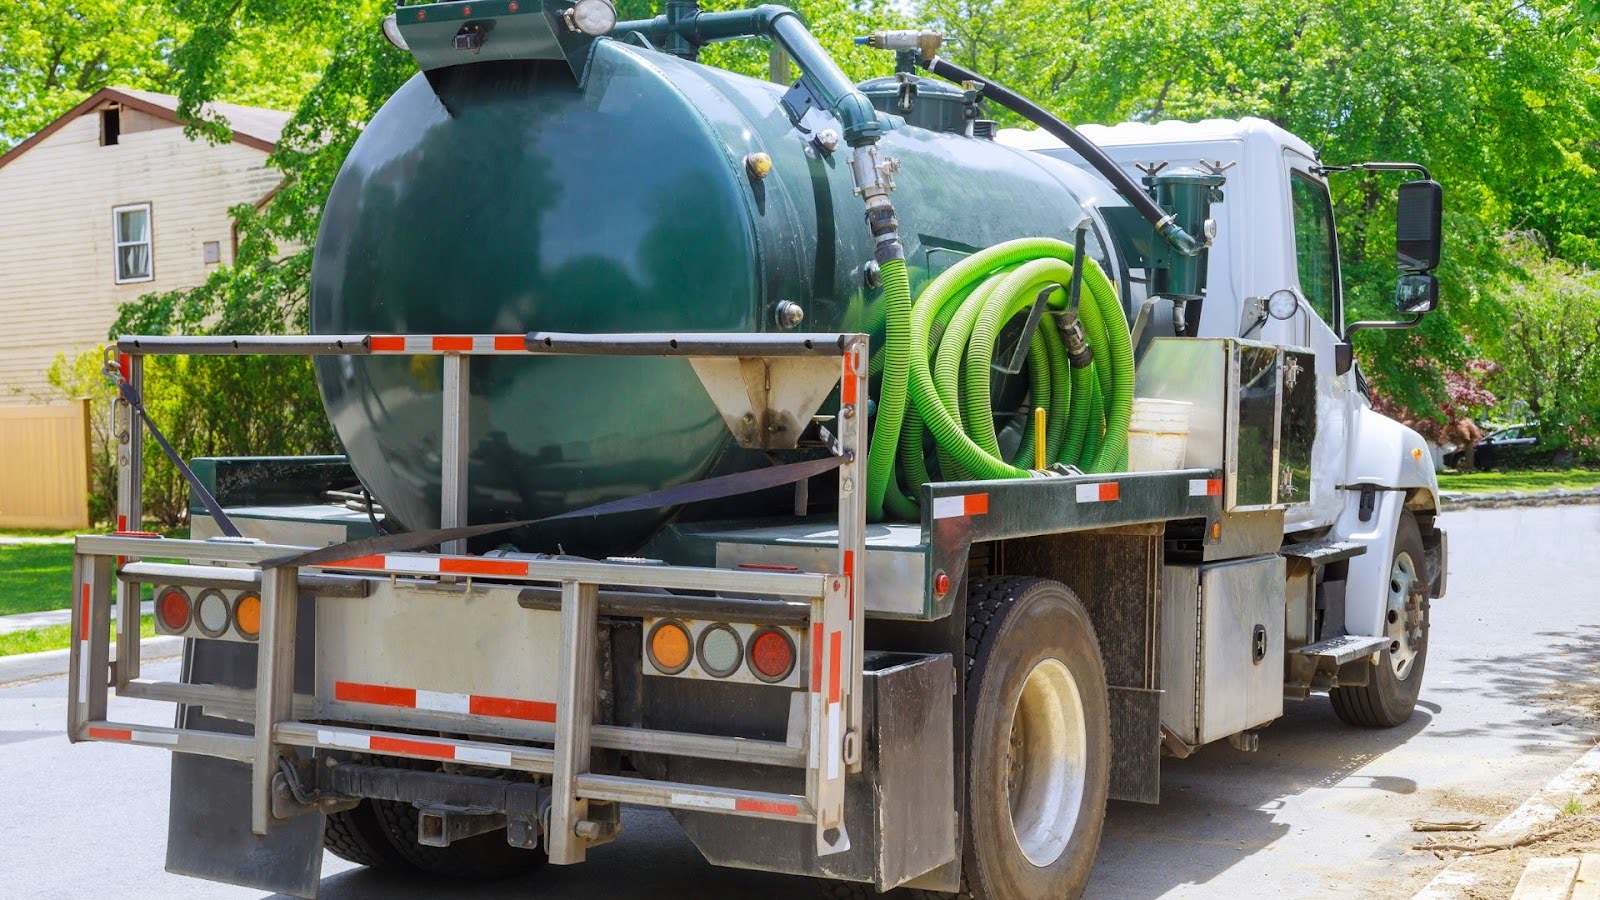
[1005,657,1087,867]
[1385,551,1422,680]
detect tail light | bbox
[747,628,797,682]
[696,624,743,678]
[647,620,692,675]
[642,618,805,686]
[156,587,191,632]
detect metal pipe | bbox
[516,584,811,625]
[922,55,1203,258]
[611,5,880,145]
[522,331,853,356]
[119,561,370,598]
[116,335,374,355]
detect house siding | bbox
[0,104,281,403]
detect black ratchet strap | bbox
[261,453,846,569]
[110,367,243,539]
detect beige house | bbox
[0,86,289,403]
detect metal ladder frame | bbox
[70,330,869,861]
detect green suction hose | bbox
[864,237,1136,522]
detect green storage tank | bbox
[310,36,1124,556]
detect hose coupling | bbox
[1056,311,1094,368]
[854,29,944,62]
[850,144,898,199]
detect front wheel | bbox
[1330,511,1430,728]
[931,576,1111,900]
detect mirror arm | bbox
[1342,314,1423,341]
[1315,161,1433,180]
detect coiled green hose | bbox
[865,237,1135,521]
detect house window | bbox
[101,108,120,146]
[203,241,221,265]
[114,203,153,283]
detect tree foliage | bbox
[25,0,1595,489]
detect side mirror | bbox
[1395,273,1439,315]
[1396,180,1442,272]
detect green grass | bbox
[1436,468,1600,495]
[0,614,155,657]
[0,542,77,616]
[1,538,183,617]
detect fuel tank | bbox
[311,39,1120,556]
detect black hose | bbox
[923,56,1202,258]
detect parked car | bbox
[1444,422,1539,470]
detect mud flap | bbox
[166,595,325,898]
[167,752,325,898]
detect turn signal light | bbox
[233,591,261,640]
[156,587,191,632]
[647,620,692,674]
[748,628,796,682]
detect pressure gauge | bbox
[565,0,617,36]
[1267,289,1300,320]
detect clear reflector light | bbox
[195,589,230,638]
[697,623,743,677]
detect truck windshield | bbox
[1288,170,1340,325]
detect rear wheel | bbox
[324,801,412,871]
[1330,511,1430,728]
[929,576,1110,900]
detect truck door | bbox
[1263,152,1351,531]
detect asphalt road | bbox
[2,504,1597,899]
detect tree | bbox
[1483,234,1600,461]
[0,0,330,150]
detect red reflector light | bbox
[933,570,951,596]
[748,628,796,682]
[157,587,191,632]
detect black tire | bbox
[1330,511,1430,728]
[368,796,547,880]
[324,801,414,871]
[925,576,1111,900]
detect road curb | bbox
[1413,738,1600,898]
[1440,487,1600,511]
[0,635,183,686]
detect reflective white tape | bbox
[930,496,965,520]
[135,730,180,745]
[415,690,471,715]
[1188,478,1221,497]
[454,745,513,767]
[77,646,90,704]
[825,702,842,781]
[670,792,736,810]
[317,729,371,751]
[383,555,442,574]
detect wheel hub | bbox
[1384,551,1424,680]
[1004,657,1087,867]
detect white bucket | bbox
[1126,398,1193,472]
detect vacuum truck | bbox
[67,2,1449,897]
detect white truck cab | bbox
[1002,118,1445,646]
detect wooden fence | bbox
[0,400,91,530]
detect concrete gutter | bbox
[0,635,183,686]
[1414,738,1600,898]
[1440,486,1600,511]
